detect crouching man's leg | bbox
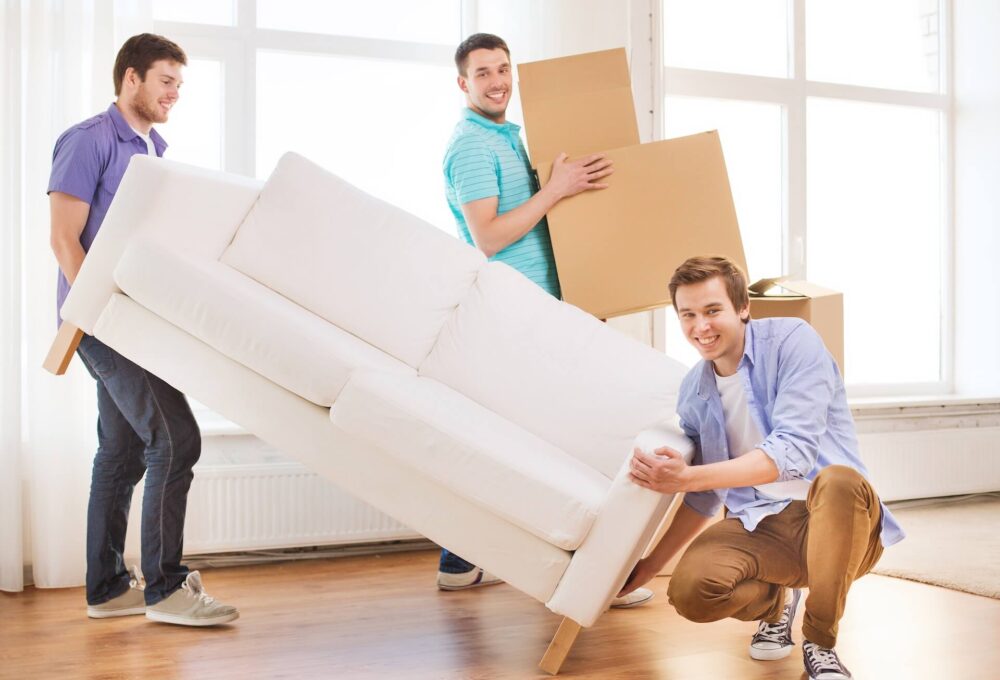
[799,465,883,679]
[667,513,803,626]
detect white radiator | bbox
[123,423,999,557]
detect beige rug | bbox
[872,493,1000,599]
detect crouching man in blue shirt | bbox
[619,256,903,680]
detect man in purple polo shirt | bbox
[48,33,238,627]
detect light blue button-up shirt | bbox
[678,317,904,547]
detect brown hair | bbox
[113,33,187,96]
[669,256,750,323]
[454,33,510,76]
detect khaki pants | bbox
[667,465,884,648]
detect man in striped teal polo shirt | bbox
[438,34,652,609]
[443,33,614,299]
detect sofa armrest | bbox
[544,421,694,627]
[60,155,262,334]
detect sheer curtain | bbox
[0,1,151,592]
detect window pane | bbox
[807,0,941,92]
[256,51,463,233]
[258,0,461,45]
[663,97,784,281]
[663,0,789,77]
[156,59,224,171]
[807,98,942,385]
[153,0,235,26]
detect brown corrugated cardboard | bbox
[518,48,639,165]
[517,48,844,372]
[535,131,749,319]
[749,279,845,373]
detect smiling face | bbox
[125,59,183,126]
[458,48,512,123]
[674,275,750,377]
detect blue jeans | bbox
[77,334,201,606]
[439,548,476,574]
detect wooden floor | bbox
[2,549,998,679]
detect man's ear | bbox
[739,305,751,323]
[457,75,468,94]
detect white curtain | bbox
[0,0,151,592]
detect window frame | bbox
[636,0,954,398]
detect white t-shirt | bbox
[131,127,156,156]
[715,370,810,501]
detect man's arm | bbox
[629,445,779,495]
[618,503,714,596]
[49,191,91,284]
[462,152,613,257]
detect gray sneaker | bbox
[749,588,802,660]
[146,571,239,627]
[87,566,146,619]
[803,640,853,679]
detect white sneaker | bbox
[803,640,853,680]
[87,566,146,618]
[610,587,654,608]
[436,567,502,591]
[146,571,239,626]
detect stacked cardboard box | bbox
[518,48,844,372]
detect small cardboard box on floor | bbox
[517,48,844,373]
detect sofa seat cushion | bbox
[220,152,486,368]
[330,370,610,551]
[420,263,689,480]
[114,239,413,407]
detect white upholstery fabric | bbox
[60,155,262,334]
[331,370,608,551]
[221,152,485,368]
[92,294,571,603]
[114,239,413,407]
[420,263,689,479]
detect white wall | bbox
[953,0,1000,395]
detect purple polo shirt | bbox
[47,103,167,324]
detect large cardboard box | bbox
[518,48,844,372]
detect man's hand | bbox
[546,152,613,200]
[629,446,694,494]
[618,556,660,597]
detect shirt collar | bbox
[107,102,168,154]
[461,107,521,134]
[696,321,756,399]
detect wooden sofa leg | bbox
[538,617,583,675]
[43,323,83,375]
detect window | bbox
[655,0,950,396]
[153,0,469,428]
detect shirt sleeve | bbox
[677,403,723,518]
[48,127,103,204]
[756,323,838,482]
[447,141,500,205]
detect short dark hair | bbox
[454,33,510,76]
[669,256,751,323]
[113,33,187,96]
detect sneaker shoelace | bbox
[181,572,217,606]
[805,643,847,674]
[753,606,791,644]
[128,565,146,590]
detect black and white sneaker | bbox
[749,588,802,660]
[803,640,853,680]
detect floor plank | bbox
[1,549,997,679]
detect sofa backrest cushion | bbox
[419,262,689,479]
[221,152,486,368]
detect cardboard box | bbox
[517,48,844,372]
[749,279,845,373]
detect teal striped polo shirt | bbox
[443,108,561,298]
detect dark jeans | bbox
[77,334,201,606]
[439,548,476,574]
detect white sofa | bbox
[59,153,693,673]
